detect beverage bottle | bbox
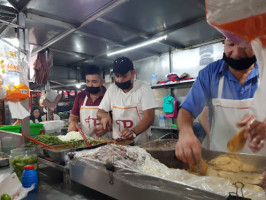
[151,74,158,85]
[21,165,38,190]
[159,115,166,127]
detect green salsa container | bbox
[10,147,38,180]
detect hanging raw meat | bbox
[33,49,53,86]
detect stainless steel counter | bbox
[70,158,226,200]
[0,165,114,200]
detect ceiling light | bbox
[107,35,167,57]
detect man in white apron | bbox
[97,57,156,145]
[175,38,266,165]
[68,65,111,138]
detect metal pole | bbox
[18,12,30,137]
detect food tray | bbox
[0,152,9,167]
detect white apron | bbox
[202,76,266,156]
[112,105,149,145]
[80,95,111,139]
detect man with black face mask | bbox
[97,57,156,145]
[175,38,266,165]
[68,65,111,139]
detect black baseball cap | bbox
[113,56,134,74]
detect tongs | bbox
[22,133,55,149]
[77,127,91,146]
[188,153,208,175]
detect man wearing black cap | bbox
[97,56,156,144]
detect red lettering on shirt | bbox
[85,116,100,128]
[116,120,133,131]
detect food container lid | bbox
[24,165,34,170]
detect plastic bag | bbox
[206,0,266,47]
[165,99,179,118]
[163,94,175,113]
[0,38,29,101]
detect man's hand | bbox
[176,108,202,164]
[68,114,80,132]
[68,122,80,132]
[237,114,266,152]
[97,109,112,130]
[120,129,134,139]
[100,113,112,130]
[175,129,202,164]
[94,126,107,137]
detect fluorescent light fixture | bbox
[107,35,167,57]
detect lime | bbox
[1,193,11,200]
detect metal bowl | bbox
[140,139,187,169]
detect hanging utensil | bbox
[13,120,20,126]
[77,127,91,146]
[227,128,247,152]
[22,133,55,149]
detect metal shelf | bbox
[151,126,177,130]
[151,79,195,89]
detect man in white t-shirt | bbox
[97,56,156,145]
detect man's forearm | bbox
[132,109,154,135]
[177,108,195,132]
[198,107,210,135]
[69,114,79,124]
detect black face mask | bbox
[222,53,256,71]
[86,86,100,94]
[115,80,132,90]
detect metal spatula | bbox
[227,128,247,152]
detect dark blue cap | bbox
[113,57,134,74]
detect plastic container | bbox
[158,115,166,127]
[172,124,177,129]
[10,147,38,180]
[30,123,44,136]
[151,74,158,85]
[40,120,64,134]
[165,117,173,127]
[17,123,44,136]
[1,136,13,153]
[0,125,20,133]
[21,165,38,190]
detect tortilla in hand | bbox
[227,128,247,152]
